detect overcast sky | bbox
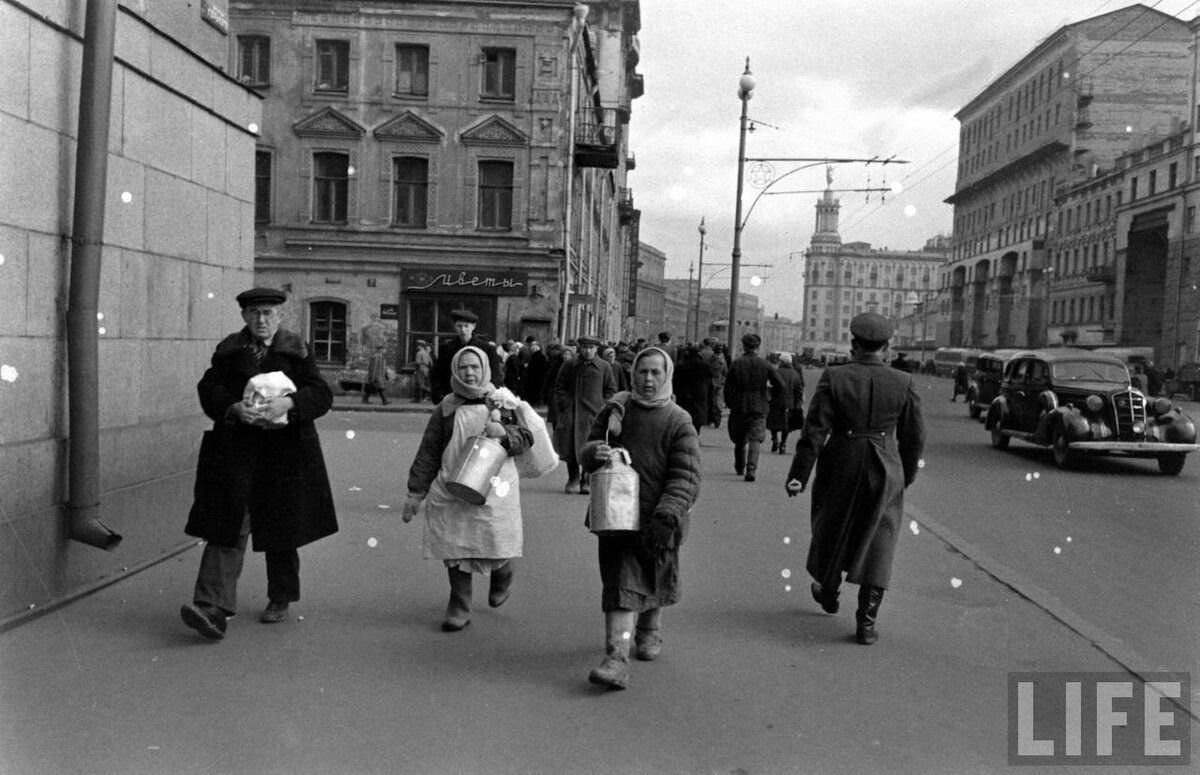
[629,0,1200,321]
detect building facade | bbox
[944,4,1192,350]
[227,0,642,384]
[0,0,262,622]
[630,241,664,341]
[800,186,948,353]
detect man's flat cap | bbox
[741,333,761,349]
[450,308,478,323]
[850,312,894,342]
[577,335,601,346]
[236,287,287,307]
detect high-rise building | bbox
[945,4,1192,349]
[800,184,948,353]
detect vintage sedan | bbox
[985,349,1199,474]
[965,349,1021,419]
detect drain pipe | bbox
[66,0,121,550]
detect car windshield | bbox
[1051,360,1129,384]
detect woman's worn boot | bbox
[488,561,514,608]
[634,608,663,661]
[443,567,473,632]
[588,610,636,689]
[855,585,884,645]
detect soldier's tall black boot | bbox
[855,585,884,645]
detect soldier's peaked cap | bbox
[849,312,894,342]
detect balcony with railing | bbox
[1086,263,1117,284]
[574,106,622,169]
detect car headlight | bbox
[1086,394,1103,412]
[1152,397,1172,416]
[1132,421,1146,435]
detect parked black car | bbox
[965,350,1020,420]
[985,349,1199,474]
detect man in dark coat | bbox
[553,336,617,494]
[786,313,924,645]
[519,336,549,406]
[363,344,389,404]
[723,333,782,482]
[430,308,502,403]
[672,345,712,434]
[181,287,338,640]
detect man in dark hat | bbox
[180,287,339,639]
[723,332,782,482]
[430,307,501,402]
[553,335,616,493]
[786,312,924,646]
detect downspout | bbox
[67,0,122,550]
[560,5,589,344]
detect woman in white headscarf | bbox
[579,347,702,689]
[403,346,536,631]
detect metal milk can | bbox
[446,435,506,505]
[588,448,640,534]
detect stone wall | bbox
[0,1,261,624]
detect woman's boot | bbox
[634,608,663,661]
[855,585,884,644]
[588,610,636,689]
[443,567,473,632]
[488,561,514,608]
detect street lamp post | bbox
[693,217,706,342]
[559,2,589,346]
[727,58,755,355]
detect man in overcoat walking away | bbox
[553,336,617,493]
[181,287,338,640]
[786,313,924,645]
[723,333,782,482]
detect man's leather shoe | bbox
[260,601,289,624]
[744,472,755,482]
[181,603,227,640]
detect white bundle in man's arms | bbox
[243,371,297,425]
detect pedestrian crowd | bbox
[180,289,925,691]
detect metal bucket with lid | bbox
[588,448,640,534]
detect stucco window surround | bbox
[374,111,445,229]
[302,147,359,225]
[294,107,366,227]
[459,115,529,234]
[380,35,437,103]
[472,40,528,106]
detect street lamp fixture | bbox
[727,57,755,355]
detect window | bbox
[480,48,516,100]
[1188,206,1197,234]
[310,301,347,363]
[254,150,271,224]
[392,156,428,227]
[312,152,349,224]
[237,35,270,86]
[477,160,513,230]
[1130,176,1138,202]
[315,40,350,92]
[1149,170,1157,196]
[395,45,429,97]
[1170,162,1178,189]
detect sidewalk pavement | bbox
[0,416,1164,774]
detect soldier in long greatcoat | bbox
[786,313,924,645]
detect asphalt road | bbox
[900,372,1200,694]
[1,377,1195,774]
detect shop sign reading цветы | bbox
[402,268,528,296]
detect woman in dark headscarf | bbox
[403,347,536,631]
[580,347,702,690]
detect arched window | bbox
[310,301,347,363]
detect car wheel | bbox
[1158,453,1186,476]
[1051,427,1077,470]
[990,422,1010,450]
